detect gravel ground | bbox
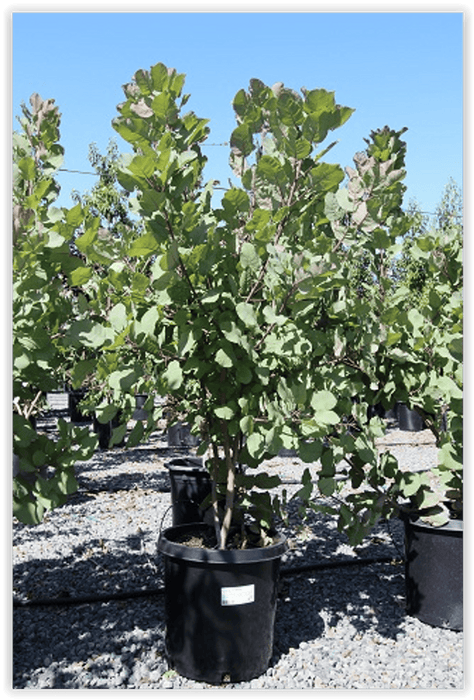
[12,395,463,689]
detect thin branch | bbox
[210,443,223,548]
[219,422,236,550]
[25,390,42,420]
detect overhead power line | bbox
[56,168,461,219]
[59,168,95,176]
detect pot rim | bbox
[165,457,208,474]
[404,516,463,533]
[158,522,288,564]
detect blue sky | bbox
[12,10,464,216]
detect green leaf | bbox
[17,157,36,180]
[109,303,128,331]
[240,415,253,433]
[256,156,287,185]
[214,404,236,420]
[66,203,83,227]
[294,138,312,160]
[152,92,174,121]
[13,498,45,526]
[318,477,336,496]
[230,124,254,157]
[304,88,336,116]
[139,189,166,215]
[311,390,337,411]
[223,188,250,215]
[57,469,79,495]
[127,420,145,448]
[232,88,249,117]
[67,320,113,348]
[236,301,258,328]
[95,404,120,424]
[298,440,322,463]
[246,432,266,459]
[236,363,252,384]
[69,266,92,286]
[70,359,96,387]
[277,90,304,126]
[163,360,183,390]
[108,369,137,392]
[74,218,100,253]
[372,228,391,249]
[46,230,68,248]
[127,231,160,257]
[295,467,313,501]
[216,347,234,368]
[110,423,127,447]
[128,154,157,179]
[336,187,357,212]
[134,68,153,95]
[386,331,402,347]
[150,62,168,90]
[400,472,426,497]
[315,410,340,426]
[251,472,281,490]
[240,242,260,271]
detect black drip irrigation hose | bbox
[13,555,403,608]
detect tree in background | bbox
[71,139,142,238]
[391,178,462,305]
[13,94,97,524]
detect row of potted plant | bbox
[13,63,462,683]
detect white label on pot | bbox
[221,584,255,606]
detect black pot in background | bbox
[166,457,212,526]
[158,523,288,684]
[384,402,399,422]
[367,402,386,420]
[132,394,150,421]
[398,404,426,431]
[167,422,199,448]
[68,390,90,424]
[93,413,125,449]
[404,516,463,631]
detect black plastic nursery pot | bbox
[404,516,463,631]
[157,523,288,684]
[167,421,199,448]
[166,457,212,526]
[132,394,149,421]
[93,413,125,449]
[398,404,426,431]
[68,390,90,424]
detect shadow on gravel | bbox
[71,446,198,501]
[13,594,167,688]
[273,560,406,665]
[13,540,169,686]
[13,537,165,600]
[270,504,407,666]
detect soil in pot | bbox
[404,516,463,631]
[157,522,287,684]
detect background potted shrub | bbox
[302,138,463,629]
[13,94,97,524]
